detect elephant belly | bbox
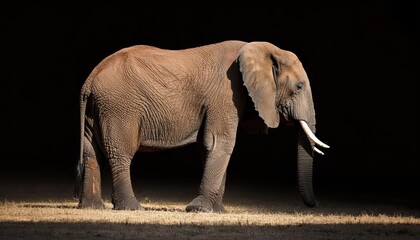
[135,97,205,151]
[138,129,199,151]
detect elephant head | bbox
[238,42,330,207]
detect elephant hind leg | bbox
[108,156,143,210]
[99,117,143,211]
[78,136,105,209]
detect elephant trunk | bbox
[297,127,317,207]
[296,119,329,207]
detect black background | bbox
[1,2,419,202]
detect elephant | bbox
[73,40,329,212]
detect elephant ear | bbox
[238,42,280,128]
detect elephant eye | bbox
[295,82,304,92]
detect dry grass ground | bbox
[1,172,419,240]
[1,200,420,240]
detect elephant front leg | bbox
[109,158,143,210]
[212,172,228,213]
[186,145,232,213]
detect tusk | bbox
[314,147,324,155]
[299,121,330,149]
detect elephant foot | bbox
[112,198,143,211]
[212,202,228,213]
[78,198,105,209]
[186,195,213,213]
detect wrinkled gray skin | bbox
[74,40,321,212]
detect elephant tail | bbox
[73,83,91,199]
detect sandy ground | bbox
[1,170,419,239]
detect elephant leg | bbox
[212,171,228,213]
[100,118,142,211]
[108,156,143,210]
[186,134,233,213]
[78,136,105,209]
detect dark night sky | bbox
[1,2,419,197]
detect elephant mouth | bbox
[280,114,294,126]
[278,105,292,124]
[277,106,330,155]
[299,120,330,155]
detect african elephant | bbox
[73,40,329,212]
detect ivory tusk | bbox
[314,147,324,155]
[299,121,330,149]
